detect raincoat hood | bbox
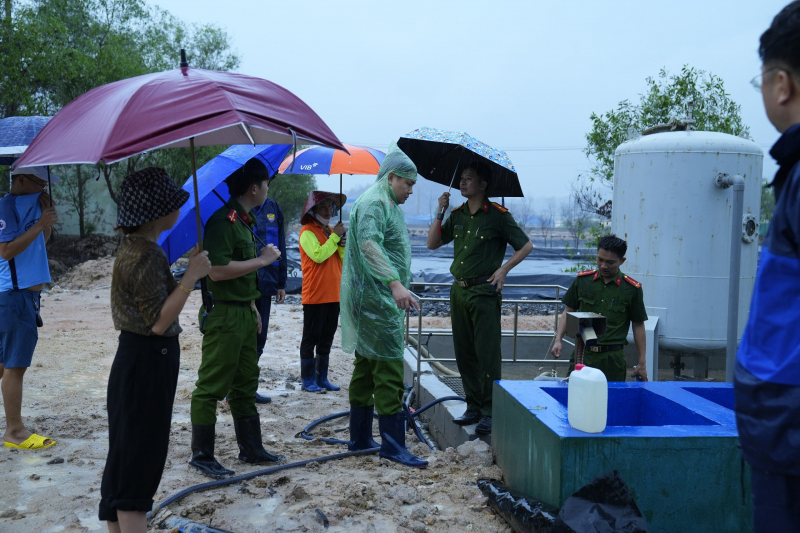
[300,190,347,226]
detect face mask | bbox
[315,213,331,226]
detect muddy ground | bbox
[0,258,513,533]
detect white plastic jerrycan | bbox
[568,364,608,433]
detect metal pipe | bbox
[512,303,519,362]
[715,173,745,382]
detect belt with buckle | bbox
[214,299,254,307]
[586,344,623,353]
[455,277,489,288]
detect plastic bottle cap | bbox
[574,364,585,370]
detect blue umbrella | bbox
[158,144,292,264]
[0,116,52,165]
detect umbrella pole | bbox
[190,137,214,314]
[438,152,464,234]
[339,173,343,223]
[46,166,53,207]
[190,138,203,248]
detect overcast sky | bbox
[155,0,787,209]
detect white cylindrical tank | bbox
[612,131,762,352]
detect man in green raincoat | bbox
[341,143,427,468]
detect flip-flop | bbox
[4,434,56,449]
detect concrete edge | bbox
[402,347,490,448]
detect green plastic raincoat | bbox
[340,144,418,361]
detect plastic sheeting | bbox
[340,143,417,361]
[478,478,559,533]
[479,471,649,533]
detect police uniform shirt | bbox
[440,200,530,280]
[562,270,648,346]
[203,199,262,302]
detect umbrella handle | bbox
[190,137,214,314]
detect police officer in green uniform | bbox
[552,234,649,382]
[427,162,533,435]
[189,159,285,479]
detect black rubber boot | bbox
[315,356,340,391]
[300,359,322,392]
[348,405,380,451]
[189,425,235,479]
[378,412,428,468]
[232,414,285,464]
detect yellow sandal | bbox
[4,434,56,449]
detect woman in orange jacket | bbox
[298,191,347,392]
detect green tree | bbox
[0,0,239,235]
[269,173,317,233]
[578,66,749,218]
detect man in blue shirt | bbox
[0,166,59,449]
[252,190,287,404]
[735,3,800,531]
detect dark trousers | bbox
[300,302,340,361]
[450,283,502,417]
[99,332,179,521]
[751,469,800,533]
[256,296,272,359]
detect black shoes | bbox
[232,414,285,464]
[475,416,492,435]
[189,424,235,479]
[254,392,272,404]
[348,405,381,451]
[453,410,482,426]
[378,412,428,468]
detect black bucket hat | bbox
[116,167,189,227]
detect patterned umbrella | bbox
[278,143,385,222]
[0,116,51,165]
[397,127,522,197]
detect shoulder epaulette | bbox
[490,201,509,213]
[451,204,464,212]
[227,209,238,223]
[577,269,596,277]
[624,275,642,288]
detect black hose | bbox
[149,395,468,525]
[403,401,431,449]
[297,396,466,447]
[148,448,377,523]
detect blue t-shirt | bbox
[0,192,51,290]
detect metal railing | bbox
[405,282,575,400]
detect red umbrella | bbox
[15,50,344,312]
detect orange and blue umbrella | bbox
[278,143,385,221]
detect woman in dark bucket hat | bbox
[98,167,211,532]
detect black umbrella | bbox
[397,127,523,199]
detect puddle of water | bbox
[230,498,280,526]
[59,371,107,398]
[76,511,103,531]
[16,460,71,491]
[43,526,66,533]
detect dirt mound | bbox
[47,234,120,268]
[56,257,114,290]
